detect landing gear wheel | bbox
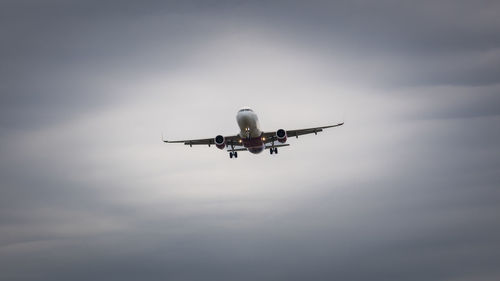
[270,148,274,155]
[229,152,233,158]
[274,147,278,154]
[234,152,238,158]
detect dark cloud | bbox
[2,0,500,129]
[1,1,500,281]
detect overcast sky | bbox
[1,1,500,280]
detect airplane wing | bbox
[163,135,241,147]
[262,122,344,143]
[163,122,344,146]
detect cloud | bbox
[1,1,499,280]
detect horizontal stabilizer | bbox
[226,147,248,152]
[265,143,290,148]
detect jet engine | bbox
[214,135,226,149]
[276,129,287,143]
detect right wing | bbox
[261,122,344,143]
[285,122,344,138]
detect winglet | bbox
[162,133,168,143]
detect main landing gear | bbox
[229,151,238,159]
[269,147,278,155]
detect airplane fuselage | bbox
[236,108,265,154]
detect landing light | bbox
[238,139,242,143]
[261,137,266,141]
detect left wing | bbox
[261,122,344,143]
[163,135,241,147]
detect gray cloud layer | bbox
[1,1,500,280]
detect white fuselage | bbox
[235,108,265,154]
[236,109,262,139]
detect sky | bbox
[1,0,500,280]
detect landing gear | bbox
[270,147,278,155]
[274,147,278,154]
[229,142,238,159]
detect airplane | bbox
[163,107,344,158]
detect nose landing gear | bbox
[270,147,278,155]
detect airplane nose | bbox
[240,112,250,120]
[237,112,252,127]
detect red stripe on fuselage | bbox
[243,137,265,154]
[242,137,263,148]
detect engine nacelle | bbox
[214,135,226,149]
[276,129,287,143]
